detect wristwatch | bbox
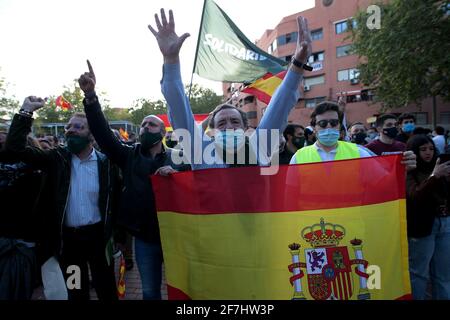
[19,108,33,118]
[291,56,313,71]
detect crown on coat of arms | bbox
[301,218,345,248]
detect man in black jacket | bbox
[6,98,121,301]
[0,142,47,300]
[78,60,190,300]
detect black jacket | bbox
[406,169,450,238]
[0,151,47,243]
[5,114,121,259]
[83,96,190,243]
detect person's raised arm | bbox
[79,60,129,168]
[149,9,202,163]
[258,16,312,132]
[6,97,56,167]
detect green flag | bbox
[193,0,288,83]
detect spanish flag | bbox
[55,95,72,110]
[157,114,210,132]
[119,128,129,141]
[152,155,411,300]
[242,71,287,105]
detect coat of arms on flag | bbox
[288,218,370,300]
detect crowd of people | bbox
[0,8,449,301]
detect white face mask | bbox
[213,129,246,153]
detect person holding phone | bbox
[406,134,450,300]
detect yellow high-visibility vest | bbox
[294,141,360,164]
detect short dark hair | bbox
[310,101,343,127]
[398,113,416,124]
[283,124,305,140]
[349,122,366,130]
[209,104,248,129]
[376,114,397,128]
[435,126,445,135]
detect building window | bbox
[243,96,255,105]
[337,68,359,81]
[414,112,428,125]
[304,75,325,87]
[441,112,450,124]
[311,28,323,41]
[335,19,356,34]
[308,51,325,63]
[305,97,326,108]
[277,32,298,47]
[246,111,257,119]
[336,44,353,57]
[268,39,278,54]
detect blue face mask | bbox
[402,123,415,133]
[317,128,340,147]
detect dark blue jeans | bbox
[134,238,163,300]
[409,217,450,300]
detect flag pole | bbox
[188,0,207,101]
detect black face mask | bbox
[66,135,91,154]
[140,131,163,150]
[383,127,398,139]
[166,139,177,148]
[351,132,367,145]
[292,137,306,149]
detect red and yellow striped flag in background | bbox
[119,128,129,141]
[152,155,411,300]
[55,95,72,110]
[157,114,209,132]
[242,71,287,105]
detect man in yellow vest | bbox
[290,101,417,169]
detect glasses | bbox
[316,119,340,129]
[65,123,85,131]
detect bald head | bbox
[140,115,166,135]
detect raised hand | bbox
[78,60,96,95]
[294,16,312,65]
[401,151,417,171]
[432,158,450,178]
[148,9,190,64]
[21,96,45,112]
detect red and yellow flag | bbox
[119,128,129,141]
[117,255,126,299]
[152,155,411,300]
[157,114,209,132]
[242,71,287,105]
[55,95,72,110]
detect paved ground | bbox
[32,253,168,300]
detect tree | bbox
[350,0,450,110]
[129,98,167,125]
[0,69,20,120]
[35,79,85,123]
[103,106,131,122]
[35,80,110,123]
[127,83,223,125]
[186,84,223,114]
